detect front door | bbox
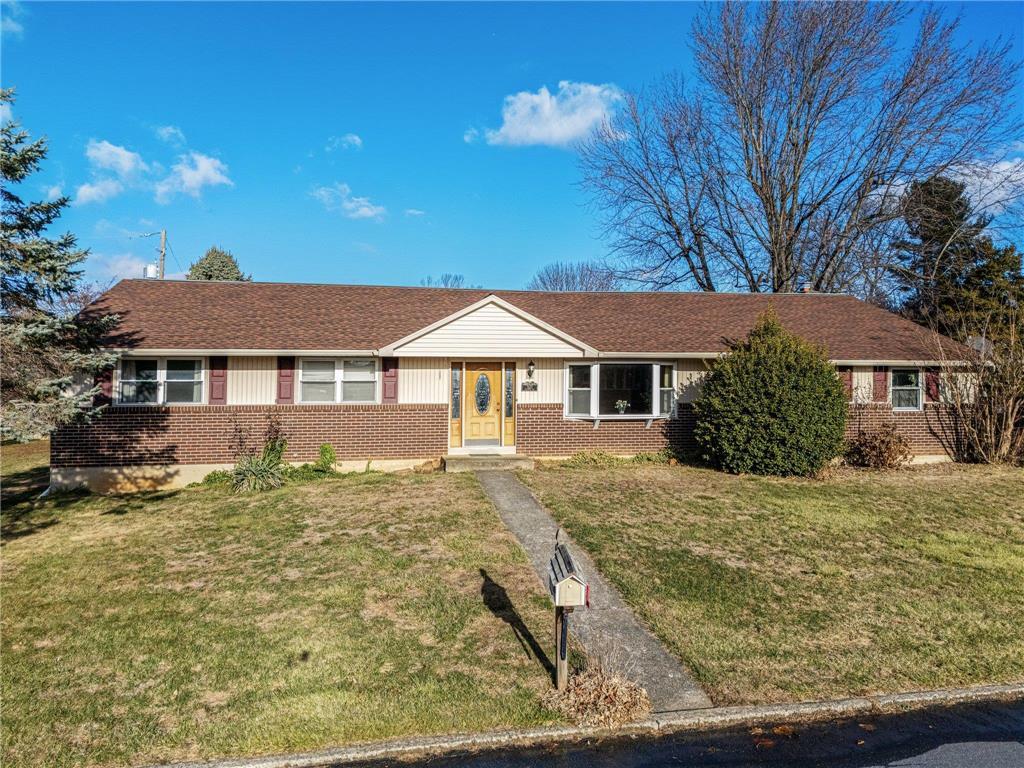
[465,362,502,446]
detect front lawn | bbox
[520,460,1024,706]
[1,443,558,768]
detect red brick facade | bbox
[51,404,448,468]
[516,402,949,457]
[844,403,948,454]
[516,403,698,456]
[53,400,951,470]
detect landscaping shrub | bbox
[316,443,337,471]
[200,469,232,487]
[561,451,625,468]
[232,430,287,493]
[846,423,912,469]
[694,310,848,476]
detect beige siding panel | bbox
[394,302,583,357]
[227,356,276,405]
[677,358,712,403]
[398,357,449,404]
[514,358,563,404]
[852,366,873,403]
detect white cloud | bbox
[73,179,123,206]
[404,208,426,217]
[482,80,622,147]
[44,184,62,201]
[326,133,363,151]
[155,125,186,145]
[956,158,1024,215]
[1,0,24,37]
[463,127,479,144]
[311,182,386,221]
[0,102,12,123]
[154,151,233,203]
[90,253,150,281]
[86,139,148,178]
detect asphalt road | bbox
[340,700,1024,768]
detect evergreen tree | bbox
[894,176,1023,342]
[187,246,250,281]
[1,89,118,440]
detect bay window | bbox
[891,368,922,410]
[299,358,378,403]
[118,358,203,404]
[565,362,676,419]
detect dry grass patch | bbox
[520,461,1024,706]
[2,444,559,768]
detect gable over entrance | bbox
[383,295,593,358]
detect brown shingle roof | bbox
[90,279,958,361]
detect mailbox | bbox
[548,544,589,608]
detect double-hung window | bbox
[341,359,376,402]
[120,359,159,404]
[567,365,592,416]
[118,358,204,404]
[891,368,922,410]
[299,358,378,403]
[300,360,337,402]
[165,360,203,403]
[566,362,676,419]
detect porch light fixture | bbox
[527,360,536,379]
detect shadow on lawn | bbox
[480,568,554,679]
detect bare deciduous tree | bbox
[527,261,620,291]
[579,1,1022,295]
[931,304,1023,464]
[420,273,477,288]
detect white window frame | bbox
[115,357,206,405]
[563,361,677,420]
[297,357,379,404]
[890,367,923,411]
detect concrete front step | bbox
[443,455,535,473]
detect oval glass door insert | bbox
[475,374,491,415]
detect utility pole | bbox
[158,229,166,279]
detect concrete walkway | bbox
[474,470,712,713]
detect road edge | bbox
[154,682,1024,768]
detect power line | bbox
[165,237,186,276]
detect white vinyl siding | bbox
[514,358,563,404]
[397,357,449,404]
[227,356,276,405]
[677,358,711,403]
[393,302,584,357]
[852,366,873,404]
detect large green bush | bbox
[694,311,847,476]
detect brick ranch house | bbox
[51,280,963,492]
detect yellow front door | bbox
[465,362,502,445]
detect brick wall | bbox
[51,404,448,468]
[516,403,698,456]
[844,403,948,454]
[53,400,952,469]
[517,402,949,457]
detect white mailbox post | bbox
[548,543,589,690]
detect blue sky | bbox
[3,1,1022,288]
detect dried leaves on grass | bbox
[542,663,651,728]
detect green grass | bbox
[519,461,1024,706]
[1,441,558,768]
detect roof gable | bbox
[384,295,594,357]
